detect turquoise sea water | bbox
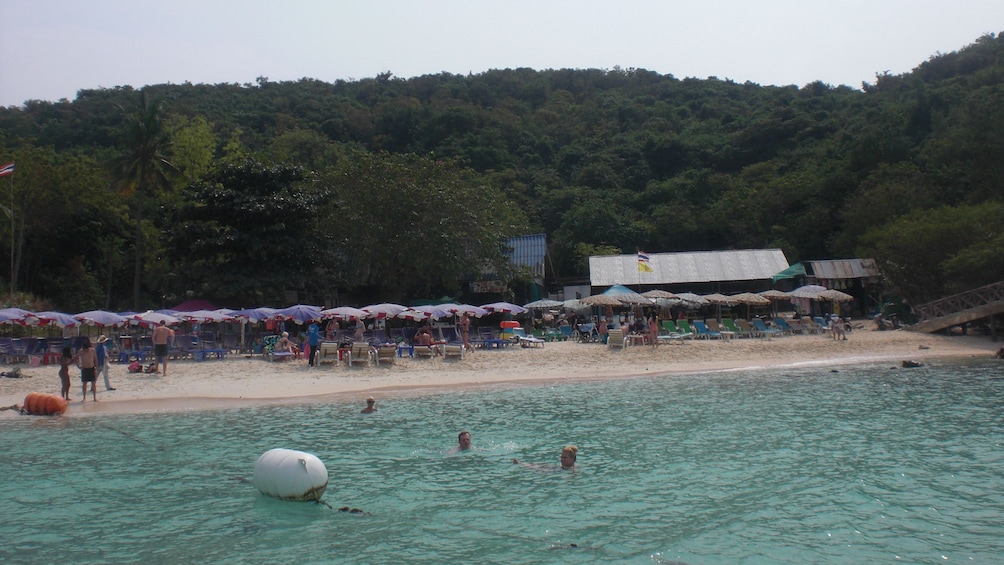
[2,358,1003,564]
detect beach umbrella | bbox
[361,303,407,319]
[445,304,489,317]
[758,289,790,299]
[702,293,737,306]
[581,293,627,307]
[0,307,38,325]
[730,292,770,306]
[674,293,707,308]
[562,299,591,312]
[134,310,181,327]
[272,304,323,324]
[321,306,368,321]
[642,290,679,299]
[728,292,771,319]
[817,289,854,302]
[600,284,653,305]
[788,285,828,299]
[33,311,82,328]
[177,309,233,323]
[524,299,564,309]
[401,304,453,321]
[75,310,129,327]
[231,307,277,323]
[480,301,528,315]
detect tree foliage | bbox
[2,33,1004,308]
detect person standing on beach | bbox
[73,337,99,402]
[152,320,175,376]
[96,335,115,391]
[306,321,320,366]
[58,346,73,401]
[459,312,472,351]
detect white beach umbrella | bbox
[361,303,407,319]
[134,310,181,327]
[321,306,368,321]
[481,301,529,315]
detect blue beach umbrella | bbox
[75,310,129,327]
[272,304,323,324]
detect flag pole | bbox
[8,172,13,299]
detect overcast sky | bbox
[1,0,1002,107]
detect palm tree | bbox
[110,91,175,310]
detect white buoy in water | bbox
[253,448,329,501]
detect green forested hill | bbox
[1,33,1002,311]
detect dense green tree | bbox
[328,151,528,301]
[109,92,176,310]
[168,158,334,306]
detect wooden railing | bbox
[912,281,1004,322]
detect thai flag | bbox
[0,162,13,177]
[637,250,653,272]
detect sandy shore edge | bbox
[2,330,998,418]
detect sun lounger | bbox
[316,342,341,364]
[348,342,372,367]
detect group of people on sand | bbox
[360,398,577,470]
[57,335,115,402]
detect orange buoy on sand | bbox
[22,392,68,416]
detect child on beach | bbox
[58,346,73,401]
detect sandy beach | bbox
[1,329,998,418]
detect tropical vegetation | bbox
[1,33,1002,311]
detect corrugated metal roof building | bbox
[806,259,882,289]
[589,249,790,290]
[506,234,547,279]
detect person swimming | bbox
[512,445,577,471]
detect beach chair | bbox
[263,335,294,362]
[443,344,465,359]
[691,320,722,340]
[413,344,436,358]
[800,317,822,334]
[513,328,545,348]
[676,320,696,337]
[374,344,397,366]
[722,318,751,338]
[707,319,736,340]
[316,342,341,364]
[347,342,372,367]
[773,318,796,335]
[752,318,783,338]
[606,328,626,349]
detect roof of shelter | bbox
[806,258,881,280]
[507,234,546,278]
[590,249,789,286]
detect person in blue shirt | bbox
[96,335,115,391]
[306,321,321,366]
